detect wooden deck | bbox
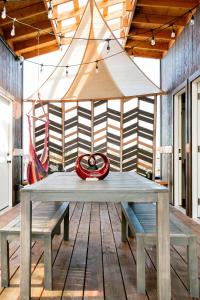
[0,202,199,300]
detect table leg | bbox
[20,192,32,300]
[157,193,171,300]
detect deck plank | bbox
[62,203,91,300]
[83,203,104,300]
[108,202,148,300]
[100,203,127,300]
[0,202,199,299]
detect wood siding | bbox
[0,40,23,205]
[160,7,200,216]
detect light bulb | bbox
[106,39,111,54]
[48,0,53,19]
[10,19,16,37]
[190,15,195,26]
[1,5,6,19]
[150,36,155,46]
[66,66,68,76]
[95,61,99,74]
[19,56,24,69]
[171,28,176,38]
[59,33,62,51]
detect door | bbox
[174,91,186,210]
[197,86,200,217]
[0,97,12,210]
[192,80,200,218]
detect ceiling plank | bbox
[4,20,52,42]
[126,39,169,51]
[14,34,56,52]
[54,0,125,21]
[23,44,59,59]
[128,27,174,41]
[127,47,163,58]
[137,0,198,9]
[132,13,188,27]
[0,2,47,26]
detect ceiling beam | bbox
[127,47,163,59]
[132,13,188,27]
[14,34,56,53]
[4,20,52,42]
[125,39,169,51]
[0,3,47,26]
[137,0,198,9]
[23,44,59,59]
[54,0,125,21]
[128,27,174,41]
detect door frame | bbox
[173,88,186,208]
[191,76,200,218]
[0,86,14,208]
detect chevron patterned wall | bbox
[33,97,156,176]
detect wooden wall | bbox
[160,7,200,216]
[0,38,23,205]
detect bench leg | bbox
[54,224,61,235]
[121,210,127,242]
[64,205,69,241]
[44,236,53,290]
[128,226,134,238]
[0,234,10,287]
[187,236,199,298]
[136,236,145,294]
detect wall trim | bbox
[0,86,15,103]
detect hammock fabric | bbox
[27,106,49,184]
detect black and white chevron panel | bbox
[48,103,63,172]
[33,97,156,176]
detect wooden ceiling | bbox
[125,0,199,59]
[0,0,199,59]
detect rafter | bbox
[132,13,188,27]
[128,27,174,41]
[125,39,169,51]
[4,20,52,42]
[23,44,59,59]
[0,3,47,26]
[137,0,198,9]
[127,47,163,59]
[14,34,56,53]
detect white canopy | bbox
[28,0,162,101]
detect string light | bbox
[59,32,62,51]
[19,55,24,69]
[190,14,195,25]
[40,64,43,72]
[48,0,53,19]
[10,18,16,37]
[95,61,99,73]
[150,30,155,46]
[2,2,199,43]
[106,39,111,54]
[1,0,7,19]
[66,65,68,76]
[171,25,176,38]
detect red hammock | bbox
[27,103,49,184]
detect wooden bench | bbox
[0,201,69,290]
[121,202,199,298]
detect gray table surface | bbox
[20,171,171,300]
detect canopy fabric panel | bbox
[28,0,162,101]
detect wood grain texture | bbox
[160,7,200,216]
[0,202,199,300]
